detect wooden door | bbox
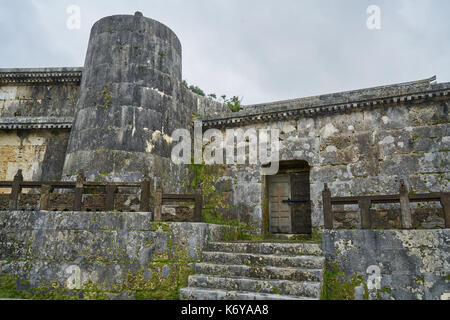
[268,175,292,233]
[290,172,312,234]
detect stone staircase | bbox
[180,241,324,300]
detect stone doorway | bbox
[267,161,312,235]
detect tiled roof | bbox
[0,68,82,85]
[0,117,73,130]
[201,76,450,128]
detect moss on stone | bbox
[414,275,425,286]
[320,262,364,300]
[127,263,193,300]
[380,286,391,294]
[271,287,283,295]
[123,241,194,300]
[151,222,172,233]
[311,227,323,243]
[0,274,32,299]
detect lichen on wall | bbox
[322,229,450,300]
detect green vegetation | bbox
[428,119,445,125]
[182,80,242,112]
[220,95,242,112]
[187,161,229,218]
[0,274,32,299]
[125,227,195,300]
[125,260,193,300]
[311,227,322,242]
[320,262,395,300]
[414,275,425,286]
[320,262,365,300]
[151,222,172,233]
[0,274,108,300]
[380,287,391,294]
[182,80,205,97]
[201,210,258,242]
[202,211,239,227]
[271,287,283,295]
[100,84,112,108]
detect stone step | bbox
[206,242,322,256]
[179,287,318,300]
[201,251,325,269]
[194,262,323,282]
[188,275,321,298]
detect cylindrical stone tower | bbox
[63,12,187,182]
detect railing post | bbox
[194,188,203,222]
[105,184,117,211]
[322,184,333,230]
[399,180,412,229]
[154,187,163,221]
[359,199,372,229]
[441,194,450,229]
[40,184,54,211]
[139,174,151,212]
[9,170,23,210]
[73,171,85,211]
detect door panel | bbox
[268,175,292,233]
[291,172,312,234]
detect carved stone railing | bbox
[0,170,203,222]
[322,181,450,230]
[153,187,203,223]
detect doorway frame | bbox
[262,160,311,236]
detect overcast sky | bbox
[0,0,449,105]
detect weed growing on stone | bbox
[320,262,365,300]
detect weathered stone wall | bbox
[0,81,79,118]
[322,230,450,300]
[0,129,71,186]
[0,69,81,184]
[0,210,235,299]
[211,98,449,232]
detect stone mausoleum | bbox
[0,12,449,300]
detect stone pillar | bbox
[322,184,333,229]
[399,180,412,229]
[441,195,450,229]
[40,184,54,211]
[154,188,163,221]
[73,171,85,211]
[359,199,372,229]
[62,12,187,182]
[193,188,203,222]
